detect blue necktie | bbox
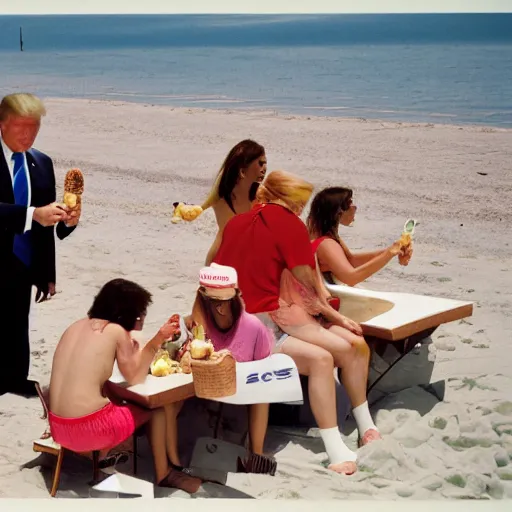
[12,152,32,266]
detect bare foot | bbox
[359,428,382,446]
[328,461,357,475]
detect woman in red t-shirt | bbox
[307,187,413,286]
[214,171,382,475]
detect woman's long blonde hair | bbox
[256,170,314,212]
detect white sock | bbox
[352,401,378,436]
[319,427,357,465]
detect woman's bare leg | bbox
[147,406,202,492]
[283,323,366,407]
[248,403,269,454]
[147,408,171,483]
[164,401,185,466]
[327,326,380,444]
[280,336,337,429]
[327,325,369,407]
[279,336,356,475]
[284,323,379,445]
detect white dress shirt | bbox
[0,134,35,233]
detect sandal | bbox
[40,428,52,440]
[237,453,277,476]
[171,463,227,486]
[158,467,202,494]
[98,451,130,469]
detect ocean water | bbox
[0,14,511,127]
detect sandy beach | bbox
[0,97,511,499]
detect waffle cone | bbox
[64,168,84,195]
[63,168,84,208]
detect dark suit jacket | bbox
[0,147,76,288]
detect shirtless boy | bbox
[48,278,201,493]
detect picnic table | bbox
[107,353,303,409]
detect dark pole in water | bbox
[20,27,24,51]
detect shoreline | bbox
[42,96,512,132]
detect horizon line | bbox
[2,11,512,15]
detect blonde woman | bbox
[212,171,382,475]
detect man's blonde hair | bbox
[256,170,314,210]
[0,93,46,122]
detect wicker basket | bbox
[191,350,237,398]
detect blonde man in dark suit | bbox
[0,93,80,397]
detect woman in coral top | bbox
[308,187,413,286]
[213,170,382,475]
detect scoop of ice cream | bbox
[63,191,77,208]
[190,339,214,360]
[151,358,171,377]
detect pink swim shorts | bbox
[48,401,150,453]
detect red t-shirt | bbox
[214,203,315,314]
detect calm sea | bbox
[0,14,511,126]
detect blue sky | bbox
[1,0,511,15]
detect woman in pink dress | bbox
[165,264,273,469]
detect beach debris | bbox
[429,417,448,430]
[171,201,203,223]
[453,377,497,392]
